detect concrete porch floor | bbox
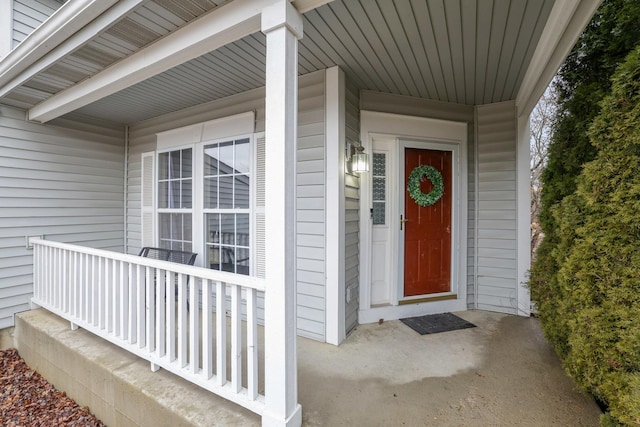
[8,309,601,426]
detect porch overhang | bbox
[516,0,602,117]
[0,0,601,125]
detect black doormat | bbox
[400,312,476,335]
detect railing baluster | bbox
[128,263,136,344]
[52,248,58,308]
[137,264,145,349]
[146,266,155,354]
[91,255,100,326]
[177,273,187,368]
[119,261,127,340]
[48,247,52,306]
[112,259,118,335]
[202,279,213,379]
[231,284,242,394]
[166,271,175,362]
[76,252,81,319]
[189,276,199,375]
[104,258,113,332]
[98,257,105,330]
[216,281,227,386]
[156,269,166,358]
[63,250,68,313]
[71,251,76,318]
[247,287,258,401]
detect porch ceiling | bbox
[0,0,555,124]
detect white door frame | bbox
[359,111,468,324]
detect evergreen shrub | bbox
[550,46,640,426]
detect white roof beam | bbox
[28,0,325,123]
[292,0,334,13]
[0,0,146,100]
[516,0,602,118]
[0,0,120,88]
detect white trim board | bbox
[359,111,468,324]
[324,66,345,345]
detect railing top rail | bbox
[29,238,265,292]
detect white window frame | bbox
[156,144,195,252]
[143,112,259,277]
[196,133,255,276]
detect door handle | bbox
[400,214,409,230]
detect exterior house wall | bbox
[12,0,65,49]
[126,70,327,341]
[475,101,519,314]
[0,105,125,329]
[359,91,476,308]
[344,76,360,334]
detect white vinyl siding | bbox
[359,91,476,307]
[127,70,327,341]
[344,77,359,334]
[475,101,518,314]
[12,0,65,48]
[296,71,326,341]
[0,105,124,328]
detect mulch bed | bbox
[0,348,105,427]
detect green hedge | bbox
[534,46,640,426]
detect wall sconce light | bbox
[346,141,369,173]
[351,143,369,173]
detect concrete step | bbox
[13,309,260,427]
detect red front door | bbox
[403,148,452,296]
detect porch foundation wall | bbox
[13,309,258,427]
[0,326,14,349]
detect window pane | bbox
[373,202,385,225]
[204,177,218,209]
[235,139,250,173]
[169,151,181,179]
[171,213,183,241]
[236,247,249,275]
[219,176,234,208]
[158,152,169,180]
[169,181,180,208]
[220,246,234,272]
[181,148,192,178]
[183,214,192,241]
[206,213,220,243]
[207,245,221,270]
[182,180,192,208]
[204,145,219,176]
[372,177,385,201]
[221,214,235,245]
[158,181,168,208]
[237,214,250,247]
[219,141,234,175]
[372,152,385,175]
[159,213,171,241]
[235,175,250,208]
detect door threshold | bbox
[399,293,458,305]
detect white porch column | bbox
[261,2,303,427]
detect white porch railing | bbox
[30,238,267,416]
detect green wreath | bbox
[407,165,444,207]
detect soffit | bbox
[0,0,555,124]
